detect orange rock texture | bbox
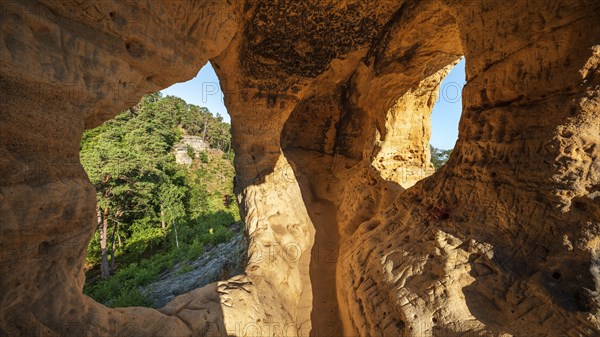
[1,1,599,336]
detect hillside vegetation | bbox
[80,92,240,307]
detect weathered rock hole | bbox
[81,62,241,309]
[2,2,598,335]
[396,320,405,330]
[573,200,587,211]
[429,58,465,172]
[125,40,145,58]
[38,241,51,255]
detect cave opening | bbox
[429,58,466,171]
[2,0,597,335]
[371,57,466,189]
[80,61,244,309]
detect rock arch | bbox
[1,0,599,336]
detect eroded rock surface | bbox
[1,0,599,336]
[143,232,246,309]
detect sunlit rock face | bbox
[174,136,209,165]
[1,0,599,336]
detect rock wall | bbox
[174,136,209,165]
[1,0,599,336]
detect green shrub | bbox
[209,225,234,245]
[186,239,204,260]
[199,151,209,163]
[187,146,195,159]
[111,287,151,308]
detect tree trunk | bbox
[160,202,167,241]
[109,220,117,273]
[202,119,208,143]
[173,220,180,249]
[100,207,110,279]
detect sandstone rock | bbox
[1,0,599,336]
[174,136,209,165]
[174,147,193,166]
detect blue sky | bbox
[162,58,466,150]
[430,58,465,149]
[161,62,230,122]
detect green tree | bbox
[81,93,241,306]
[430,145,453,170]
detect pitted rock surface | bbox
[1,0,599,336]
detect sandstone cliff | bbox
[174,136,209,165]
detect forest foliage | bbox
[430,145,453,169]
[80,92,239,307]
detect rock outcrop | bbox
[1,0,599,336]
[174,135,209,165]
[143,232,246,309]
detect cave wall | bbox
[1,0,599,336]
